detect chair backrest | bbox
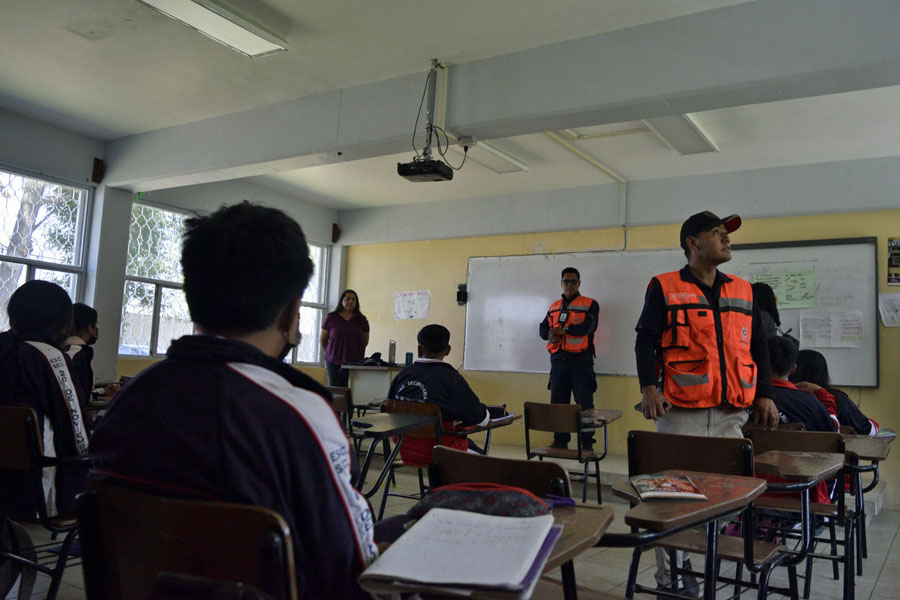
[77,484,297,600]
[523,402,580,434]
[627,430,755,477]
[745,428,844,455]
[324,386,353,432]
[383,399,442,442]
[428,446,573,498]
[0,405,41,470]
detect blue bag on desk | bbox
[407,482,549,519]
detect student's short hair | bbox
[417,324,451,355]
[561,267,580,280]
[768,335,799,378]
[181,202,314,333]
[751,282,780,326]
[7,280,73,341]
[73,303,98,332]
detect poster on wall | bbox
[879,294,900,327]
[889,238,900,286]
[799,310,864,348]
[394,290,430,320]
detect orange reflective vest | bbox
[546,295,595,354]
[655,271,756,409]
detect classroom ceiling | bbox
[4,0,900,211]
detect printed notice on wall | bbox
[888,238,900,286]
[799,310,864,348]
[752,270,816,309]
[394,290,430,320]
[879,294,900,327]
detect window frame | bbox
[119,201,191,357]
[291,240,330,366]
[0,165,93,307]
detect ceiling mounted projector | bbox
[397,157,453,182]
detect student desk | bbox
[754,451,853,599]
[342,364,404,408]
[451,413,522,455]
[606,470,768,600]
[351,412,437,499]
[580,408,622,461]
[359,504,615,600]
[843,433,892,567]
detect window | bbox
[119,203,192,355]
[0,169,90,331]
[291,242,329,364]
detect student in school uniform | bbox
[388,324,492,463]
[89,202,378,599]
[791,349,879,436]
[0,280,89,519]
[63,302,100,428]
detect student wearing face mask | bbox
[64,302,100,415]
[90,202,380,599]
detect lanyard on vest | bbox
[25,341,89,456]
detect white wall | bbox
[338,155,900,245]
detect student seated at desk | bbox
[89,203,378,599]
[388,324,491,463]
[754,335,839,434]
[0,280,89,519]
[791,349,879,437]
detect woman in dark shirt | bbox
[791,349,879,436]
[319,289,370,386]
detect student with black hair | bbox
[388,324,491,463]
[751,282,781,339]
[64,302,100,416]
[755,335,839,433]
[792,349,879,436]
[89,202,377,599]
[0,280,89,519]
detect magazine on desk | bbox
[631,474,708,501]
[358,507,561,598]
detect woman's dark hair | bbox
[73,302,98,332]
[332,289,362,315]
[791,349,832,388]
[751,282,780,326]
[181,202,314,333]
[7,280,73,343]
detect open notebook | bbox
[359,508,560,598]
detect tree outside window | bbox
[0,170,88,330]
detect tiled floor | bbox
[5,452,898,600]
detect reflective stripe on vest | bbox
[655,271,757,409]
[546,295,594,354]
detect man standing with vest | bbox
[539,267,599,450]
[635,211,778,595]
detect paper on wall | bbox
[878,293,900,327]
[799,310,864,348]
[752,270,816,309]
[394,290,430,320]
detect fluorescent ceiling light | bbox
[643,114,718,155]
[138,0,287,58]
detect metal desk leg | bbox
[561,560,578,600]
[703,519,719,600]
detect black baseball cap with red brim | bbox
[679,211,741,250]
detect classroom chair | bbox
[324,385,354,433]
[0,406,86,600]
[76,484,297,600]
[376,399,444,520]
[523,402,602,503]
[620,430,798,600]
[745,428,851,600]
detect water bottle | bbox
[388,340,396,365]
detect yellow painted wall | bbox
[346,209,900,507]
[117,356,327,384]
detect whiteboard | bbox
[463,238,878,387]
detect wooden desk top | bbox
[843,436,891,461]
[754,451,845,482]
[342,364,404,372]
[618,470,766,532]
[351,413,436,437]
[545,505,615,571]
[582,408,623,425]
[454,413,522,434]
